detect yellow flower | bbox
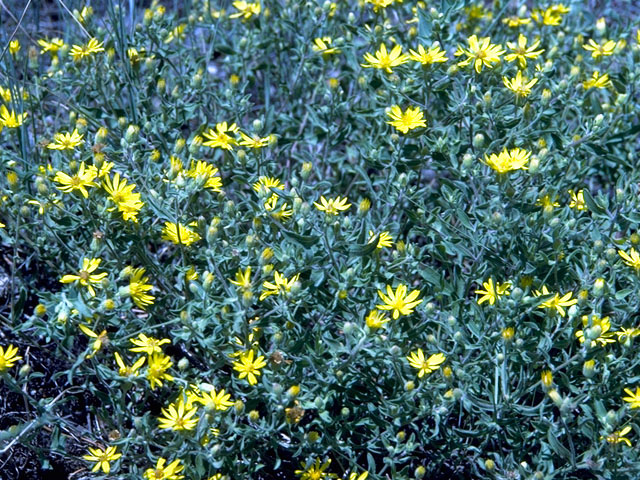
[583,39,616,58]
[622,387,640,409]
[364,0,395,11]
[614,327,640,343]
[238,131,274,149]
[365,310,389,329]
[0,344,22,372]
[54,162,97,198]
[408,44,448,65]
[202,122,239,150]
[78,324,109,358]
[70,37,105,61]
[368,230,393,249]
[114,351,145,376]
[386,105,427,134]
[536,194,560,209]
[575,314,615,347]
[253,176,284,195]
[9,39,20,55]
[502,16,530,27]
[130,333,170,355]
[38,37,65,54]
[184,160,222,192]
[376,284,423,319]
[406,349,446,378]
[475,278,511,305]
[82,446,122,474]
[312,37,340,56]
[0,105,27,128]
[194,387,235,411]
[103,173,144,222]
[158,398,199,431]
[504,34,544,68]
[232,349,267,385]
[361,44,409,74]
[455,35,505,73]
[531,6,568,26]
[162,222,201,246]
[483,147,531,173]
[295,458,336,480]
[47,128,85,150]
[164,24,186,43]
[229,1,261,20]
[230,266,252,290]
[146,353,174,390]
[541,369,553,389]
[603,426,632,447]
[260,271,300,300]
[503,70,538,98]
[313,195,351,214]
[143,458,184,480]
[583,71,611,89]
[125,267,155,309]
[534,285,578,317]
[618,248,640,270]
[60,258,107,297]
[568,189,587,210]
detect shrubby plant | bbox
[1,1,640,479]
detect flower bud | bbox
[583,359,596,378]
[484,459,495,472]
[472,133,485,148]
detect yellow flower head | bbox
[260,271,300,301]
[365,310,390,329]
[158,398,199,431]
[0,344,22,372]
[475,278,511,305]
[534,285,578,317]
[376,284,423,319]
[114,351,145,376]
[48,128,85,151]
[295,458,336,480]
[583,39,616,58]
[618,248,640,270]
[313,195,351,215]
[103,173,144,222]
[622,387,640,409]
[162,222,201,246]
[455,35,505,73]
[70,37,105,61]
[503,70,538,98]
[386,105,427,134]
[232,349,267,385]
[583,71,611,90]
[483,147,531,174]
[38,37,65,54]
[312,37,341,56]
[229,1,261,20]
[0,105,28,128]
[361,44,409,74]
[60,258,107,297]
[146,353,174,390]
[129,333,170,355]
[82,446,122,474]
[201,122,239,150]
[143,457,184,480]
[504,34,544,68]
[568,189,587,210]
[368,230,393,249]
[408,44,448,65]
[406,349,446,378]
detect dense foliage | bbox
[1,1,640,479]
